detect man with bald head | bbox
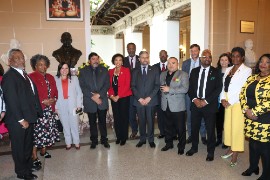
[160,57,189,155]
[2,49,43,179]
[186,49,222,161]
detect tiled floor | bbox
[0,125,261,180]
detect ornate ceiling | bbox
[92,0,148,25]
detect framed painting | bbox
[240,20,255,34]
[46,0,83,21]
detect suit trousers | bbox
[185,94,206,138]
[128,95,138,133]
[7,123,33,176]
[87,109,108,144]
[164,106,186,150]
[191,108,216,155]
[111,96,130,141]
[248,138,270,179]
[136,106,155,143]
[59,99,80,145]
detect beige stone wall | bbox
[0,0,86,74]
[210,0,270,65]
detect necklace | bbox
[113,75,118,85]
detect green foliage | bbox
[90,0,103,17]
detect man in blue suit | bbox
[181,44,207,145]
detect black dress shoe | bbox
[90,143,97,149]
[178,149,184,155]
[149,142,156,148]
[136,141,146,147]
[185,149,198,156]
[161,144,173,151]
[201,137,207,145]
[157,134,165,139]
[103,142,110,148]
[242,167,259,176]
[17,173,38,180]
[186,136,192,144]
[120,140,126,146]
[206,155,214,161]
[116,139,120,144]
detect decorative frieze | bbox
[91,26,114,35]
[110,0,190,34]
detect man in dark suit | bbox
[153,50,168,139]
[182,44,207,145]
[2,49,43,179]
[185,49,222,161]
[123,42,140,139]
[131,51,160,148]
[78,52,110,149]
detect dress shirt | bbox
[160,62,167,71]
[129,56,135,69]
[12,66,35,94]
[196,66,210,99]
[189,57,200,74]
[141,65,148,75]
[12,67,35,122]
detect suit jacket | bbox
[123,55,140,71]
[189,66,222,113]
[55,76,83,114]
[78,65,110,113]
[220,64,251,105]
[160,70,189,112]
[181,58,201,76]
[29,71,58,112]
[131,65,160,107]
[153,62,167,74]
[108,66,132,98]
[1,67,43,125]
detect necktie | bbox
[199,68,206,98]
[130,57,133,69]
[161,63,165,72]
[92,68,98,92]
[22,70,34,94]
[142,66,146,81]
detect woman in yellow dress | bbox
[220,47,252,167]
[240,54,270,180]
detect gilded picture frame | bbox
[46,0,83,21]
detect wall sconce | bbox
[179,44,186,59]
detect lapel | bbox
[206,66,214,88]
[170,70,180,86]
[145,65,153,83]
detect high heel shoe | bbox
[75,145,80,150]
[66,145,72,150]
[221,152,233,159]
[242,167,259,176]
[229,161,237,167]
[40,151,51,158]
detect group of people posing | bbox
[0,42,269,180]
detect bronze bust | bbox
[52,32,82,68]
